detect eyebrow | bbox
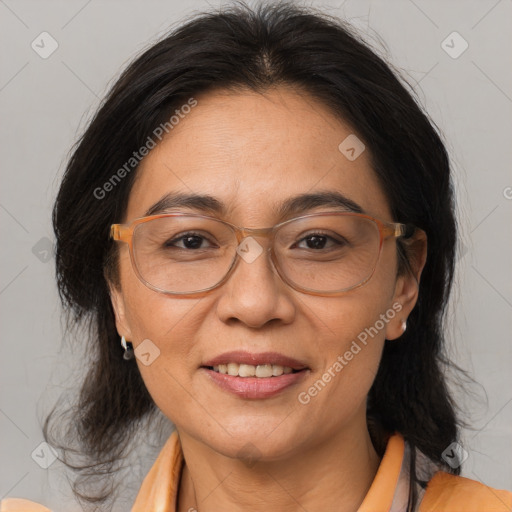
[144,190,364,219]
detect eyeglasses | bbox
[110,212,421,296]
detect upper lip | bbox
[202,351,309,370]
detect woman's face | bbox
[110,87,423,460]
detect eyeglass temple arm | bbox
[110,224,132,243]
[384,222,419,239]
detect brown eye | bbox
[164,232,216,250]
[294,232,345,250]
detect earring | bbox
[121,336,134,360]
[401,320,407,333]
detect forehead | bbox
[126,87,392,224]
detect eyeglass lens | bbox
[131,214,381,294]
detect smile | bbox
[206,363,300,377]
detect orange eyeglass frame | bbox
[110,211,424,297]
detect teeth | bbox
[227,363,239,376]
[272,364,284,376]
[239,364,255,377]
[255,364,273,378]
[212,363,297,377]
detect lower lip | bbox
[201,368,309,399]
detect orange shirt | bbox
[2,432,511,511]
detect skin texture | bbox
[109,86,426,512]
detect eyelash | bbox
[164,231,217,249]
[164,231,344,251]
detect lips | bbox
[200,350,310,399]
[201,351,308,370]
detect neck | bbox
[176,424,380,512]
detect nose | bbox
[214,238,296,329]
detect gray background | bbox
[1,0,511,510]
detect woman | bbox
[3,2,511,511]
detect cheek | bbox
[305,293,388,388]
[299,249,399,409]
[307,251,398,353]
[122,284,203,366]
[117,253,206,410]
[122,288,207,426]
[118,247,201,343]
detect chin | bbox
[199,419,308,462]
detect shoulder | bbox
[420,471,512,511]
[0,498,52,511]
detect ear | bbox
[385,229,427,340]
[108,282,134,341]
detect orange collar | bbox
[132,431,408,512]
[358,434,409,511]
